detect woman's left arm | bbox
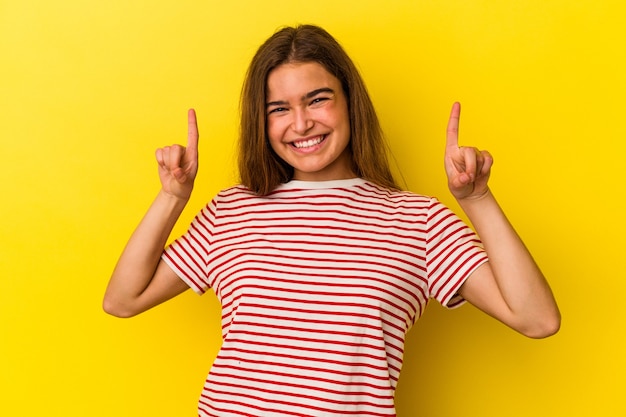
[444,102,560,338]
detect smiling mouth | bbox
[292,135,326,149]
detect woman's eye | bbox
[311,97,329,105]
[268,107,287,115]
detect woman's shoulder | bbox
[217,183,256,197]
[359,180,434,203]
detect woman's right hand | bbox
[155,109,199,200]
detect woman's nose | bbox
[292,107,314,134]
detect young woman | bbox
[104,25,560,417]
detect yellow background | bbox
[1,0,624,415]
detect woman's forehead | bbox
[266,62,341,99]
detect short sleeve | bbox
[161,198,218,295]
[426,198,489,309]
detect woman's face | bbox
[266,62,354,181]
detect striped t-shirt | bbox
[162,178,488,416]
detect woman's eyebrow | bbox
[266,87,335,107]
[304,87,334,99]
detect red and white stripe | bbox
[162,178,487,416]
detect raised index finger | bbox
[446,102,461,150]
[187,108,199,153]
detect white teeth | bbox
[293,136,324,149]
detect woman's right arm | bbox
[102,109,200,318]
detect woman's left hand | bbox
[444,102,494,201]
